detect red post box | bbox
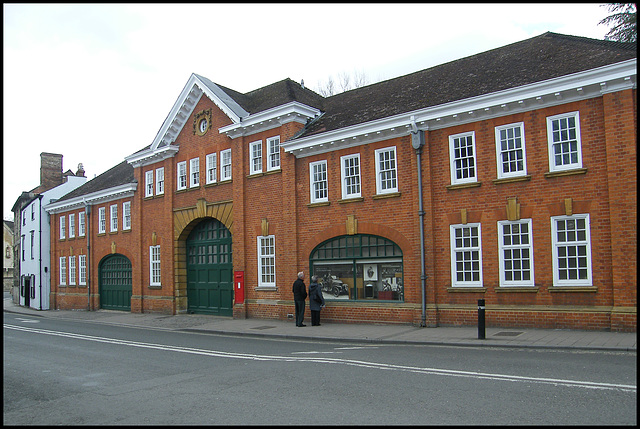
[234,271,244,304]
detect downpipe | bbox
[411,124,427,327]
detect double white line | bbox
[5,324,636,393]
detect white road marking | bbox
[15,318,40,323]
[4,324,636,393]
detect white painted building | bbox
[19,176,86,309]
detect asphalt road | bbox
[3,312,636,425]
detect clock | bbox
[193,109,212,136]
[199,118,208,133]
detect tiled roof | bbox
[297,32,637,138]
[54,160,135,203]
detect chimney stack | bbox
[76,163,85,177]
[40,152,63,191]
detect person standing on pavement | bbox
[292,271,307,327]
[309,275,325,326]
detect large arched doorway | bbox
[186,218,233,315]
[99,254,132,310]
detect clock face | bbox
[199,118,208,133]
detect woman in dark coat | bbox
[309,275,326,326]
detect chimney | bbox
[40,152,63,191]
[76,163,85,177]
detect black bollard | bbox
[478,299,486,339]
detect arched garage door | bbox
[186,218,233,316]
[99,254,132,311]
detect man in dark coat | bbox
[292,271,307,327]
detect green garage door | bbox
[186,218,233,316]
[99,254,132,311]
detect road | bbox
[3,311,637,425]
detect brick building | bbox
[45,33,636,331]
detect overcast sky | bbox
[3,3,615,220]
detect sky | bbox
[3,3,616,221]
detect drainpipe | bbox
[38,195,43,310]
[84,199,91,311]
[410,118,427,327]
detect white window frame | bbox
[495,122,527,179]
[98,207,106,234]
[450,223,483,287]
[145,170,154,197]
[59,256,67,285]
[375,146,398,194]
[79,254,86,285]
[340,153,361,199]
[206,153,217,184]
[449,131,477,185]
[122,201,131,231]
[309,160,328,203]
[551,214,592,286]
[110,205,118,232]
[190,157,200,188]
[156,167,164,195]
[497,219,535,287]
[177,161,187,190]
[250,141,263,175]
[30,230,34,259]
[79,211,86,237]
[31,204,35,220]
[150,245,161,286]
[60,216,66,239]
[257,235,276,288]
[267,136,281,171]
[221,149,232,181]
[547,111,582,172]
[21,235,25,261]
[69,213,75,238]
[69,256,76,286]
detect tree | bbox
[315,69,371,97]
[599,3,637,42]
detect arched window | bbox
[310,234,403,301]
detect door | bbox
[186,218,233,316]
[99,254,132,310]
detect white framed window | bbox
[69,213,75,238]
[156,167,165,195]
[341,154,361,199]
[267,136,281,171]
[145,170,154,197]
[450,223,483,287]
[122,201,131,231]
[69,256,76,286]
[22,211,26,226]
[375,146,398,194]
[21,235,25,261]
[257,235,276,287]
[31,204,35,220]
[79,254,87,285]
[551,214,592,286]
[79,211,86,237]
[250,141,263,175]
[498,219,534,287]
[449,131,477,185]
[150,245,161,286]
[221,149,232,181]
[310,160,328,203]
[98,207,106,234]
[177,161,187,190]
[547,111,582,172]
[110,205,118,232]
[206,153,217,184]
[59,256,67,285]
[190,157,200,187]
[495,122,527,179]
[30,231,34,259]
[60,216,66,239]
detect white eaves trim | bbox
[125,145,179,168]
[282,59,636,158]
[44,183,138,214]
[219,102,321,139]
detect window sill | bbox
[495,286,539,293]
[372,192,401,200]
[247,169,282,179]
[144,194,165,200]
[446,182,481,191]
[549,286,597,293]
[447,287,487,293]
[492,175,531,185]
[307,201,330,208]
[148,285,162,289]
[338,197,364,204]
[256,286,277,291]
[544,168,587,179]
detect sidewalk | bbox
[4,298,636,352]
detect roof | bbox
[296,32,637,138]
[54,160,135,203]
